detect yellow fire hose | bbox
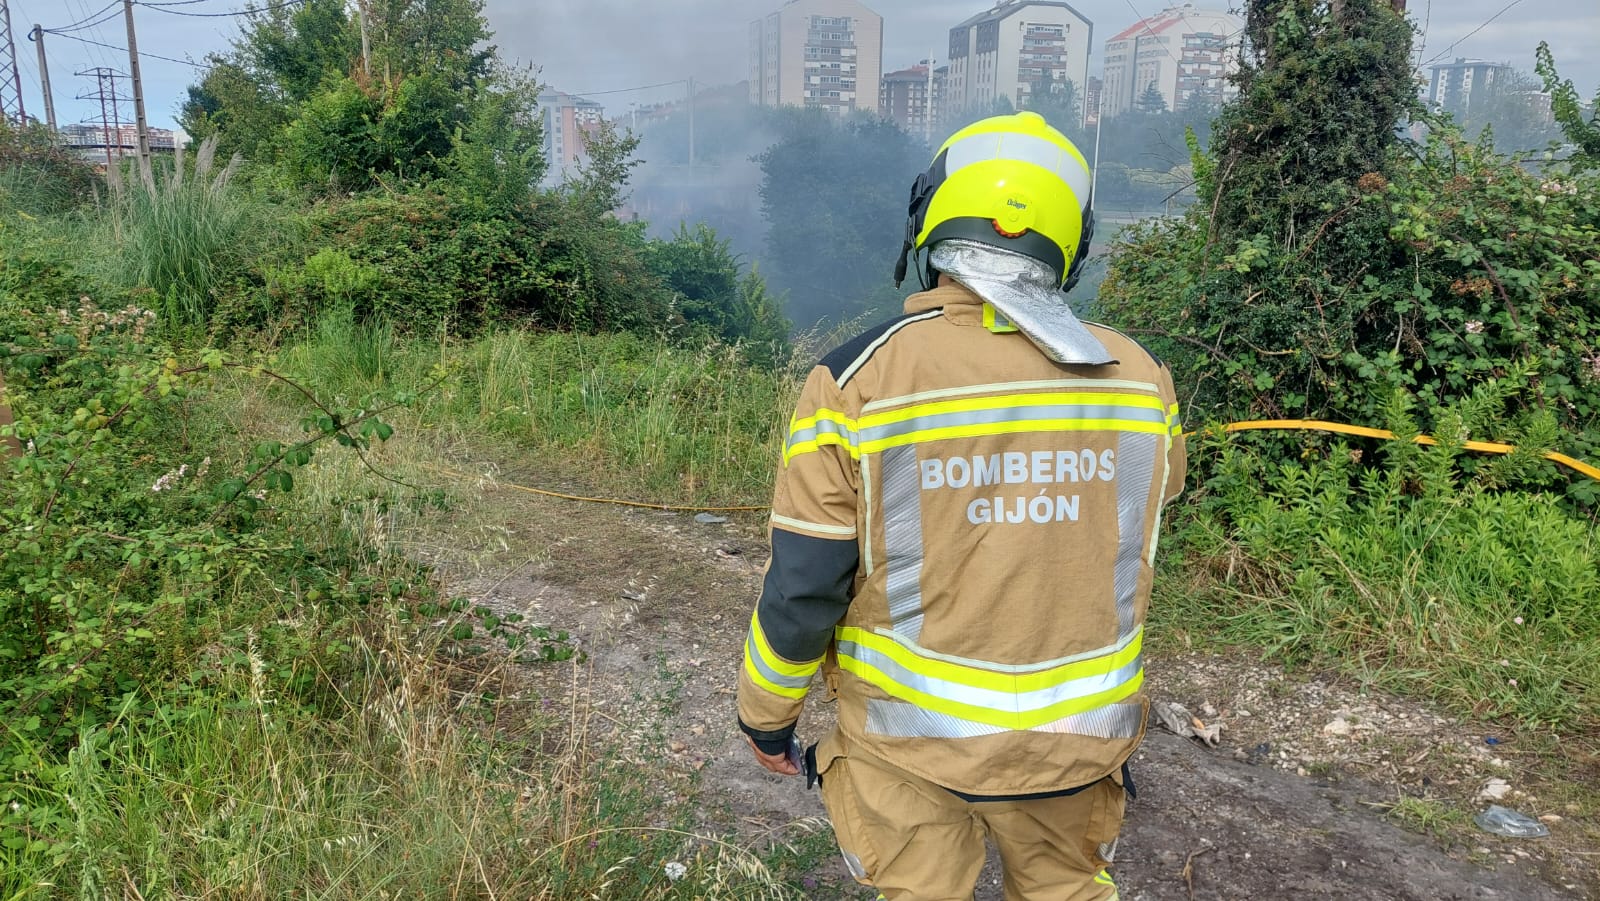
[433,420,1599,515]
[1221,420,1600,483]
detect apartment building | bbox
[1427,58,1513,119]
[880,62,948,139]
[539,90,605,183]
[749,0,884,116]
[945,1,1093,120]
[1101,3,1242,118]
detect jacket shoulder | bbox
[818,309,944,388]
[1082,320,1164,369]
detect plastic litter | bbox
[693,513,729,525]
[1484,736,1502,745]
[1474,805,1551,838]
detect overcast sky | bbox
[13,0,1598,131]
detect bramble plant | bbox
[0,295,426,768]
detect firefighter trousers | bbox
[815,733,1125,901]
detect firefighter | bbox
[736,111,1186,900]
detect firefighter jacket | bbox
[737,280,1187,797]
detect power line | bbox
[135,0,307,16]
[1117,0,1182,66]
[1421,0,1524,68]
[46,29,210,68]
[47,0,118,32]
[569,78,690,98]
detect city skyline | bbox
[8,0,1596,133]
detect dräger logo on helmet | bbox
[1005,198,1029,210]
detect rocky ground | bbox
[412,459,1598,900]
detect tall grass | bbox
[276,320,802,505]
[0,619,810,899]
[97,137,290,331]
[1161,435,1600,732]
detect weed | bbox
[1386,796,1472,841]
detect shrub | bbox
[1167,386,1600,731]
[296,189,674,334]
[96,138,296,332]
[0,124,98,217]
[0,285,414,761]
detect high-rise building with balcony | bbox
[945,1,1093,121]
[881,62,948,140]
[539,90,605,183]
[1101,4,1242,118]
[1427,58,1514,120]
[749,0,884,116]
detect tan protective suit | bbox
[737,279,1186,900]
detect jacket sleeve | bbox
[737,365,861,753]
[1159,363,1188,504]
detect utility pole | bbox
[122,0,154,189]
[0,0,25,124]
[687,77,696,169]
[30,25,54,130]
[77,67,126,169]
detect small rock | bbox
[1476,778,1512,802]
[1296,766,1309,777]
[1538,814,1563,824]
[1323,718,1353,737]
[694,513,729,525]
[1236,708,1252,718]
[664,861,687,882]
[690,724,705,736]
[669,741,687,753]
[1202,703,1218,718]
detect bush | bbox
[0,122,98,216]
[291,189,675,334]
[1101,131,1600,501]
[1167,387,1600,731]
[0,278,416,761]
[96,138,297,332]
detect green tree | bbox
[1135,82,1168,114]
[1025,80,1088,147]
[1208,0,1416,247]
[647,224,790,355]
[757,110,925,328]
[1536,42,1600,162]
[1460,70,1563,152]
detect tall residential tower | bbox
[750,0,884,116]
[1101,4,1243,118]
[945,1,1093,120]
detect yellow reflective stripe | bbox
[749,609,822,680]
[837,654,1144,731]
[785,407,861,464]
[743,655,810,699]
[861,418,1169,455]
[863,379,1161,413]
[1095,870,1116,886]
[858,391,1167,429]
[789,408,858,435]
[982,303,1019,334]
[784,433,861,464]
[838,626,1143,694]
[770,513,856,538]
[787,392,1170,462]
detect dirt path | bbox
[415,463,1596,900]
